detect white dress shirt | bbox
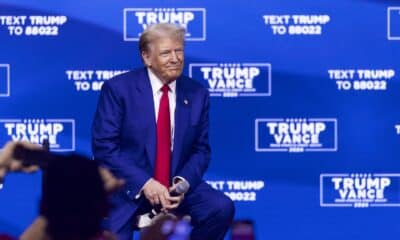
[148,68,176,150]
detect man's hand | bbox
[142,178,172,211]
[0,141,41,180]
[166,180,185,210]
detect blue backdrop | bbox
[1,0,400,239]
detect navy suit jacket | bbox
[92,68,210,231]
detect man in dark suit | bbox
[92,23,234,240]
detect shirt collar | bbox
[147,68,176,94]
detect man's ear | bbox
[141,51,151,67]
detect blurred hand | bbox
[0,141,41,180]
[20,216,47,240]
[98,167,125,193]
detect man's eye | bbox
[160,52,170,56]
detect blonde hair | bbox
[139,23,186,54]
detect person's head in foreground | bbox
[40,155,108,240]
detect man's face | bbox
[142,37,184,84]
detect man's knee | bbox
[214,194,235,222]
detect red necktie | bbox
[154,84,171,187]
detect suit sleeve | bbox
[176,91,211,191]
[92,81,151,200]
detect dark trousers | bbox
[114,181,235,240]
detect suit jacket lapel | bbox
[171,77,190,176]
[136,68,157,168]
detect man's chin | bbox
[166,71,182,80]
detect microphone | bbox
[137,180,190,228]
[171,179,190,196]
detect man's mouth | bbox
[167,67,181,71]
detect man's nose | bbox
[170,51,179,62]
